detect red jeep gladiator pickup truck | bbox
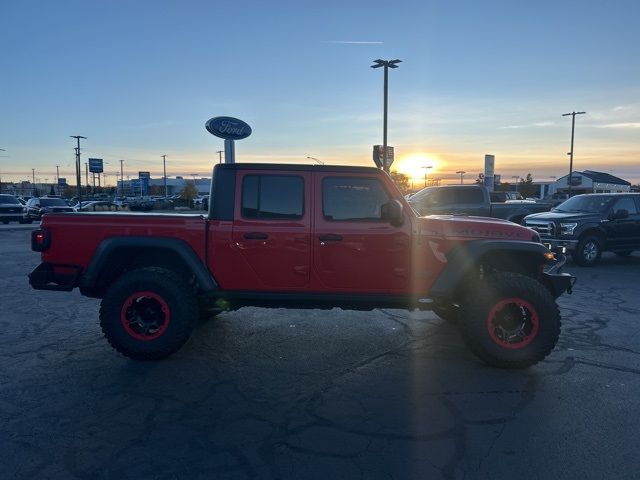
[29,163,574,368]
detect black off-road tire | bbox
[459,272,560,369]
[100,267,198,360]
[572,235,603,267]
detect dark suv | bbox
[0,194,28,224]
[524,193,640,266]
[24,197,75,222]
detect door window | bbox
[322,177,389,221]
[241,175,304,219]
[613,197,638,215]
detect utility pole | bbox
[85,162,89,188]
[562,111,586,197]
[456,170,466,184]
[216,150,223,164]
[119,160,124,196]
[371,59,402,173]
[0,149,5,193]
[70,136,86,204]
[161,154,167,198]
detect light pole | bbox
[512,175,520,194]
[161,155,167,198]
[456,170,466,184]
[119,160,124,197]
[371,58,402,173]
[306,156,324,165]
[216,150,223,164]
[562,111,586,197]
[422,166,433,188]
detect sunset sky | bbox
[1,0,638,185]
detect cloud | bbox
[499,121,556,129]
[322,40,383,45]
[596,123,640,129]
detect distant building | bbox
[554,170,631,194]
[118,177,211,197]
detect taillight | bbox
[31,229,51,252]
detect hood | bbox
[416,215,538,241]
[524,210,601,223]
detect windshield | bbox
[40,198,68,207]
[0,195,21,205]
[552,195,615,214]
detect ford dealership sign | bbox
[205,117,252,140]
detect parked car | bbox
[524,193,640,266]
[541,192,570,207]
[490,191,525,202]
[0,194,28,224]
[408,185,552,224]
[24,197,75,222]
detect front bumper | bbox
[29,263,82,291]
[542,251,576,298]
[540,237,579,251]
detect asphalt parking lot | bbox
[2,225,640,480]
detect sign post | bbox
[373,145,394,170]
[205,117,252,164]
[483,154,495,193]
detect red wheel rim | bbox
[486,298,539,349]
[120,291,171,341]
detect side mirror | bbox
[612,209,629,220]
[381,200,404,227]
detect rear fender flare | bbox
[80,237,217,292]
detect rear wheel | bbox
[572,235,602,267]
[459,272,560,369]
[100,267,197,360]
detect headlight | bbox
[560,222,578,235]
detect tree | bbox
[390,171,410,194]
[518,173,536,198]
[180,180,198,201]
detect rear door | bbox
[312,173,411,293]
[231,171,311,289]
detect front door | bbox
[312,173,411,293]
[605,197,640,251]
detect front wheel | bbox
[99,267,198,360]
[572,235,602,267]
[459,272,560,369]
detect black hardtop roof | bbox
[214,163,382,174]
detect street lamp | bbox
[456,170,466,184]
[562,111,586,197]
[371,58,402,173]
[422,166,433,188]
[306,156,324,165]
